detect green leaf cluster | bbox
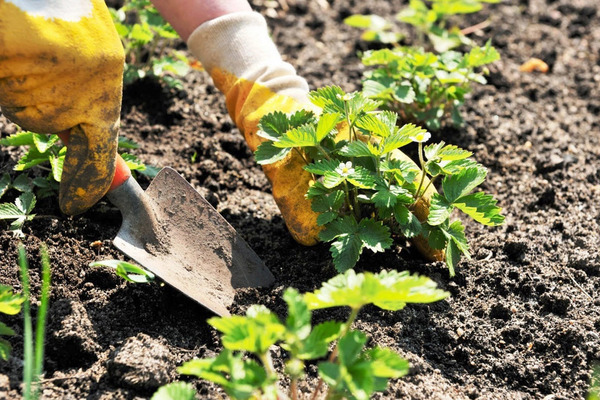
[0,131,158,235]
[398,0,500,52]
[109,0,190,88]
[361,41,500,130]
[170,269,449,400]
[89,260,155,283]
[255,86,503,275]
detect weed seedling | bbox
[255,86,504,275]
[90,259,155,283]
[18,243,51,400]
[159,269,449,400]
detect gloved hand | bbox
[187,11,442,260]
[0,0,125,215]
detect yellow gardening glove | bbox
[0,0,125,215]
[187,11,443,261]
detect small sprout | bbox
[90,260,155,283]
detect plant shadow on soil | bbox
[1,0,600,399]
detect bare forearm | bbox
[150,0,252,41]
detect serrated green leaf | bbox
[129,23,153,43]
[394,204,422,238]
[427,193,453,226]
[15,192,35,215]
[358,218,393,253]
[0,131,35,146]
[442,166,487,203]
[255,142,291,165]
[304,159,340,175]
[0,285,24,315]
[464,40,500,68]
[208,305,285,354]
[283,288,311,340]
[151,382,196,400]
[316,112,341,142]
[322,172,346,189]
[443,220,470,256]
[381,124,424,154]
[118,136,140,149]
[0,322,15,336]
[454,192,504,226]
[32,133,59,153]
[355,112,396,138]
[306,181,329,199]
[257,111,291,141]
[309,86,346,114]
[14,147,49,171]
[336,141,377,158]
[0,174,11,198]
[49,153,64,182]
[305,269,449,311]
[330,234,363,272]
[347,166,376,189]
[0,203,23,219]
[445,239,460,277]
[339,330,368,366]
[427,226,447,250]
[381,159,420,184]
[297,321,343,360]
[372,180,413,208]
[367,347,410,379]
[317,211,338,226]
[0,339,11,361]
[274,125,319,148]
[11,174,31,192]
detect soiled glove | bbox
[0,0,124,215]
[187,11,443,261]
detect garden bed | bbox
[0,0,599,398]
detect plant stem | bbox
[260,352,277,380]
[413,142,427,201]
[310,307,360,400]
[291,379,299,400]
[343,181,358,220]
[33,245,50,398]
[18,244,33,400]
[414,175,438,207]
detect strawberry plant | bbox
[360,41,499,129]
[158,269,449,400]
[109,0,191,88]
[255,86,504,275]
[346,0,499,52]
[398,0,499,52]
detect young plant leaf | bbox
[427,193,454,226]
[372,179,413,208]
[89,260,155,283]
[151,382,196,400]
[0,285,25,315]
[274,125,320,148]
[442,166,487,203]
[336,140,377,158]
[255,141,291,165]
[453,191,505,226]
[208,305,285,355]
[304,159,340,175]
[393,204,422,238]
[304,269,449,311]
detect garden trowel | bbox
[58,129,274,316]
[104,156,275,316]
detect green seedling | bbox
[361,41,499,129]
[0,285,25,361]
[397,0,500,52]
[151,381,196,400]
[109,0,191,88]
[343,14,403,44]
[90,259,155,283]
[0,191,36,237]
[255,86,503,275]
[18,243,51,400]
[163,269,449,400]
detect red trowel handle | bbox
[57,130,131,192]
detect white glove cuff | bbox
[187,11,309,102]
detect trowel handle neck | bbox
[57,129,132,192]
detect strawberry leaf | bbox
[454,191,505,226]
[255,142,291,165]
[427,193,453,226]
[442,166,487,203]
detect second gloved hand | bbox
[0,0,124,215]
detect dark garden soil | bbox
[1,0,599,398]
